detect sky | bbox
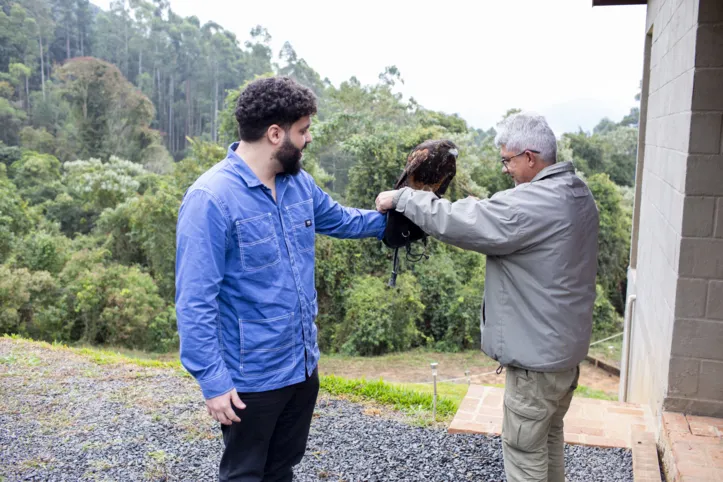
[92,0,648,135]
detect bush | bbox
[96,181,182,301]
[587,173,631,313]
[65,263,174,351]
[592,284,622,339]
[0,266,59,339]
[433,275,484,352]
[403,242,485,351]
[63,157,147,211]
[314,235,390,351]
[44,192,98,237]
[96,200,145,266]
[0,142,22,168]
[10,230,72,274]
[172,139,226,192]
[0,176,33,263]
[19,126,56,155]
[9,151,64,205]
[335,273,425,356]
[52,249,176,351]
[44,157,150,237]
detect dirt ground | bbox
[319,351,620,397]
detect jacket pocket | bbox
[235,213,281,271]
[285,199,315,253]
[239,313,295,379]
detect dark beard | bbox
[276,136,304,175]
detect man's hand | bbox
[206,389,246,425]
[375,190,399,213]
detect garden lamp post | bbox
[431,362,438,421]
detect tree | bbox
[96,180,182,300]
[44,156,148,236]
[587,173,631,313]
[278,41,324,95]
[54,57,169,163]
[0,173,34,263]
[8,150,63,204]
[593,117,617,135]
[0,4,38,74]
[23,0,55,100]
[335,273,424,356]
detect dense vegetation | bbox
[0,0,637,355]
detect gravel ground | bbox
[0,338,633,481]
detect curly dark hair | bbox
[235,76,318,142]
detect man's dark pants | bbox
[219,369,320,482]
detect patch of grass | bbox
[26,355,41,366]
[399,382,468,405]
[0,354,17,365]
[1,336,177,367]
[320,375,458,421]
[147,450,167,462]
[70,347,177,369]
[89,460,113,471]
[145,449,172,480]
[20,456,55,470]
[0,350,40,368]
[37,408,76,435]
[575,385,617,401]
[81,441,109,452]
[588,337,623,368]
[177,409,219,441]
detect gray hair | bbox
[494,112,557,164]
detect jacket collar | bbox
[227,142,263,188]
[531,161,574,183]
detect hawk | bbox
[382,139,458,286]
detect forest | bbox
[1,0,639,356]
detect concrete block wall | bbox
[627,0,699,422]
[665,0,723,417]
[628,0,723,419]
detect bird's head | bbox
[440,139,459,161]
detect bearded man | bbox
[175,76,386,482]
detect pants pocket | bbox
[503,378,550,452]
[539,366,580,400]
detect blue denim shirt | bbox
[175,143,386,398]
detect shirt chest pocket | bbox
[235,213,281,271]
[285,199,315,253]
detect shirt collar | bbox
[531,161,575,183]
[227,142,264,188]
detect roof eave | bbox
[592,0,647,6]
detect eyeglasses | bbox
[500,149,541,166]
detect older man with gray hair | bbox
[375,112,600,481]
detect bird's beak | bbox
[449,149,459,157]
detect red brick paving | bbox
[448,385,655,449]
[661,411,723,482]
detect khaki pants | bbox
[502,365,580,482]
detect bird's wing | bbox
[395,148,430,189]
[434,171,455,197]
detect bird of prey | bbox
[382,139,458,286]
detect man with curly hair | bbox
[175,76,386,481]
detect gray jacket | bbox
[393,161,599,371]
